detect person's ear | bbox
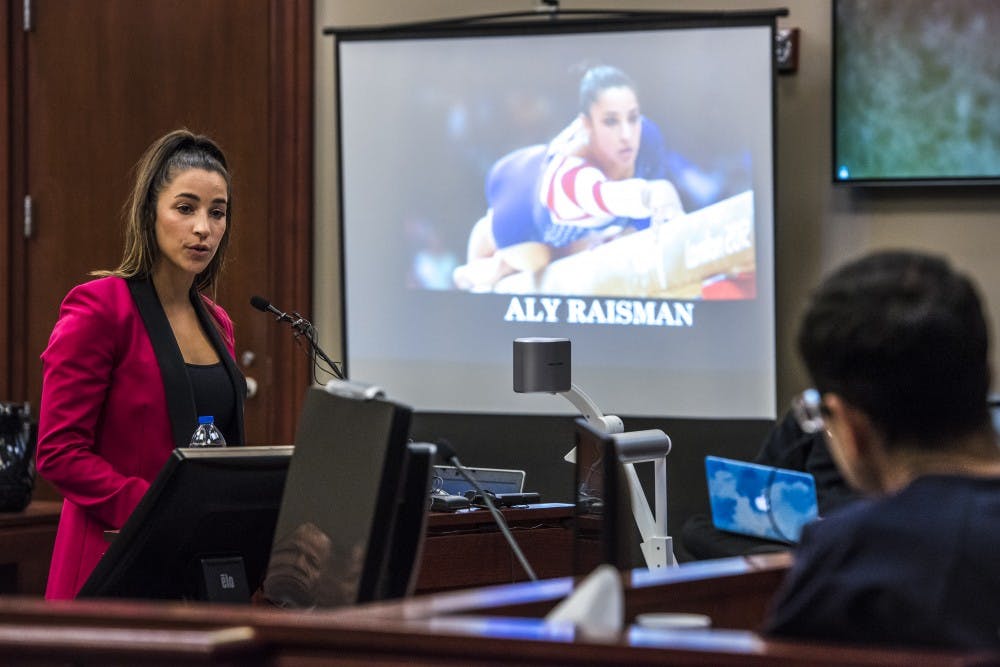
[827,393,880,449]
[824,393,884,493]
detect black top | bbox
[186,362,237,445]
[764,474,1000,649]
[127,278,246,447]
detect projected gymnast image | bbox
[447,65,757,300]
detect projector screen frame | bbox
[326,8,783,422]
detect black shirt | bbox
[186,362,237,445]
[764,474,1000,649]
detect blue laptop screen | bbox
[705,455,819,543]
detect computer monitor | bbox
[374,442,436,601]
[260,386,421,609]
[78,446,293,602]
[572,419,641,575]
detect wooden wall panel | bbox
[0,1,8,400]
[3,0,311,446]
[2,0,313,503]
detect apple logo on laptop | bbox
[754,493,770,512]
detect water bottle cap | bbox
[198,415,214,424]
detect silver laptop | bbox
[432,465,525,496]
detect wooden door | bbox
[6,0,313,461]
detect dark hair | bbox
[578,65,636,115]
[95,129,232,293]
[797,250,991,448]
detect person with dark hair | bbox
[453,65,684,290]
[36,129,246,599]
[763,250,1000,649]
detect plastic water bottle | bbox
[188,415,227,448]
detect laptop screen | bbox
[432,465,524,496]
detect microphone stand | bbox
[287,313,345,381]
[252,296,345,381]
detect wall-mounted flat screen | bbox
[833,0,1000,185]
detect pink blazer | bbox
[37,276,244,599]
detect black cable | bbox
[288,314,345,382]
[437,440,538,582]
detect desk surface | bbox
[426,502,573,530]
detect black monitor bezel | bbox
[572,418,640,574]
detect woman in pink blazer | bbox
[37,130,246,599]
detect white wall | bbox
[314,0,1000,410]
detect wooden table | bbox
[419,503,574,592]
[0,501,575,596]
[0,500,60,595]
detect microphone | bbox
[250,295,345,380]
[435,439,538,581]
[250,295,294,323]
